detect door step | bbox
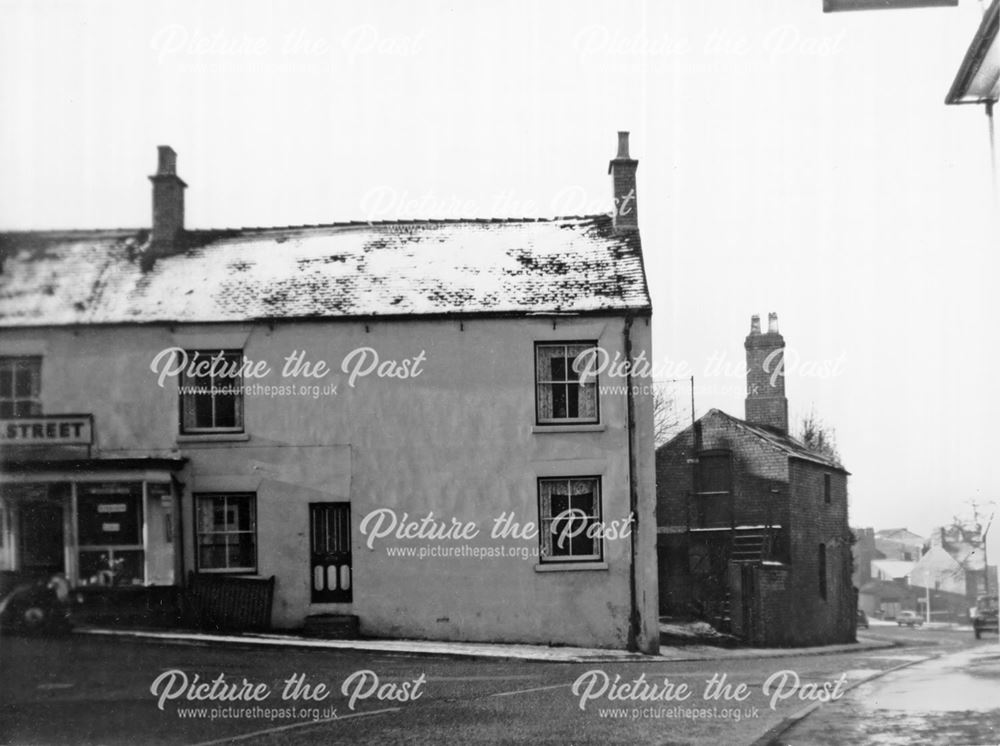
[302,614,359,639]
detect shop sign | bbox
[0,415,93,445]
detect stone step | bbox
[302,613,360,639]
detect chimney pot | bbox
[750,314,761,334]
[157,145,177,176]
[768,312,779,334]
[616,131,631,159]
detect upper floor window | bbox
[823,473,832,504]
[535,343,599,424]
[538,477,603,563]
[0,356,42,418]
[179,350,244,434]
[697,451,732,494]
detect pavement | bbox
[761,641,1000,745]
[73,624,897,663]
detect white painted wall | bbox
[0,314,658,651]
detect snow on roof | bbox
[0,216,651,326]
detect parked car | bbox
[896,610,924,627]
[0,573,78,634]
[856,609,869,629]
[971,595,998,640]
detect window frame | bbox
[533,341,601,426]
[195,493,258,574]
[536,476,604,564]
[0,356,42,419]
[178,349,245,435]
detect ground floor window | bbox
[196,493,257,573]
[538,477,602,562]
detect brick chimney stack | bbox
[608,131,638,232]
[745,312,788,433]
[148,146,187,254]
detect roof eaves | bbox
[945,0,1000,105]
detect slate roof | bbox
[871,559,916,580]
[660,408,848,473]
[0,215,650,327]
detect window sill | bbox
[177,433,250,444]
[534,561,608,573]
[532,424,606,434]
[192,569,261,576]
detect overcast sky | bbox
[1,1,997,556]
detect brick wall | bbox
[785,460,854,645]
[656,410,855,645]
[656,410,791,617]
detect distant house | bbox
[851,527,884,587]
[656,314,854,647]
[870,560,915,583]
[910,522,999,619]
[874,528,925,562]
[0,133,660,653]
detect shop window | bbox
[0,356,42,418]
[77,483,145,586]
[538,477,602,563]
[535,343,599,424]
[179,350,245,433]
[196,494,257,573]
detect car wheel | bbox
[22,606,47,631]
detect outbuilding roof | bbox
[662,408,848,473]
[0,215,650,327]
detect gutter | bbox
[623,313,640,652]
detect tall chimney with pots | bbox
[745,312,788,433]
[608,131,638,232]
[148,146,186,255]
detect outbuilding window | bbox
[538,477,602,562]
[818,543,827,600]
[196,494,257,573]
[179,350,245,433]
[535,343,599,424]
[0,356,42,418]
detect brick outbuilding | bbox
[656,314,854,646]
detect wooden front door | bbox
[18,501,65,575]
[310,503,352,603]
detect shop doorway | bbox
[18,501,65,575]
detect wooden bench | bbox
[183,572,275,632]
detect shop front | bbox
[0,414,186,598]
